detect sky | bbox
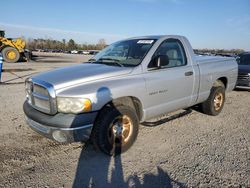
[0,0,249,50]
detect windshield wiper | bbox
[98,58,124,67]
[99,57,120,62]
[88,58,124,67]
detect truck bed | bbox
[195,55,235,64]
[194,55,237,105]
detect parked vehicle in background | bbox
[23,35,238,155]
[89,50,99,55]
[63,50,71,54]
[77,50,90,55]
[236,52,250,90]
[82,51,90,55]
[71,50,78,54]
[0,30,29,63]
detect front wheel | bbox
[201,83,225,116]
[91,105,139,155]
[2,46,20,63]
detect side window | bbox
[148,39,187,68]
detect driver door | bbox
[143,38,195,120]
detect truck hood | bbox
[32,63,133,90]
[238,64,250,74]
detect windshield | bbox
[238,54,250,65]
[90,39,156,67]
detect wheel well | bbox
[215,77,227,88]
[101,96,143,121]
[130,97,143,121]
[0,45,9,51]
[0,45,17,53]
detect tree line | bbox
[26,38,107,51]
[194,48,244,55]
[25,37,245,55]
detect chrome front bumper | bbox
[23,101,98,143]
[235,85,250,90]
[236,79,250,89]
[26,117,93,143]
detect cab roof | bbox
[127,35,185,40]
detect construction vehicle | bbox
[0,30,27,63]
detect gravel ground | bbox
[0,53,249,188]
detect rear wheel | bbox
[91,105,139,155]
[2,46,20,63]
[201,81,225,116]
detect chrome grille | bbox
[33,84,49,96]
[25,78,57,114]
[33,94,50,110]
[238,73,249,80]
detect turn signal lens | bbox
[57,97,92,114]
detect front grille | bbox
[25,78,57,114]
[238,73,249,80]
[33,84,49,96]
[33,95,50,110]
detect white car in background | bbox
[71,50,78,54]
[82,51,90,55]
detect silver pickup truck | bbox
[23,35,238,155]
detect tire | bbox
[201,82,225,116]
[91,104,139,156]
[2,46,20,63]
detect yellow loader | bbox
[0,30,27,63]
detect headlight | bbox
[57,97,92,114]
[25,80,32,93]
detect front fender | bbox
[55,74,147,112]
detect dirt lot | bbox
[0,53,249,188]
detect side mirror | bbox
[155,55,169,68]
[236,56,240,64]
[148,55,170,69]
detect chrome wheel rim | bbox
[214,92,223,111]
[108,115,133,146]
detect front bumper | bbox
[23,101,98,143]
[236,80,250,89]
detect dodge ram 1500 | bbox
[23,35,238,155]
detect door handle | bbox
[185,71,193,76]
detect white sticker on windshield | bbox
[137,40,154,44]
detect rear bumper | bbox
[23,101,98,143]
